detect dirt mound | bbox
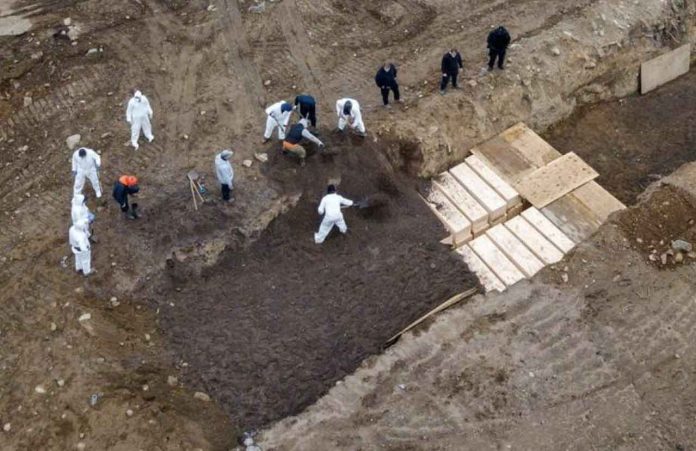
[152,136,478,431]
[615,185,696,267]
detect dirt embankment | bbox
[378,0,696,176]
[259,163,696,451]
[545,69,696,205]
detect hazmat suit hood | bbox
[280,102,292,113]
[134,90,142,100]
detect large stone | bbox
[671,239,692,253]
[193,391,210,402]
[66,134,81,150]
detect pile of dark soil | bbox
[154,136,478,430]
[616,185,696,267]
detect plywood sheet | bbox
[542,194,602,244]
[505,215,565,264]
[521,207,575,253]
[456,245,506,293]
[469,235,525,286]
[465,155,521,209]
[449,162,506,221]
[641,44,691,94]
[470,135,537,184]
[515,152,598,208]
[423,188,472,240]
[487,224,544,277]
[501,122,561,167]
[571,181,625,223]
[433,172,489,233]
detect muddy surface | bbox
[545,69,696,205]
[155,138,477,430]
[260,175,696,451]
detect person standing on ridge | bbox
[487,26,511,71]
[440,48,463,94]
[126,90,154,150]
[375,62,401,107]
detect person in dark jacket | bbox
[375,63,400,106]
[282,119,324,166]
[112,175,140,219]
[440,49,463,94]
[294,94,317,128]
[487,26,511,70]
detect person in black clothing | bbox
[440,49,463,94]
[487,26,511,70]
[294,94,317,128]
[375,63,400,106]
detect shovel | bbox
[353,193,388,210]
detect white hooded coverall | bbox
[264,101,292,140]
[126,91,154,149]
[215,152,234,187]
[69,221,91,275]
[336,98,365,134]
[72,147,102,198]
[71,194,94,236]
[314,193,354,244]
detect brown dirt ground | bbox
[0,0,694,449]
[545,69,696,205]
[259,173,696,451]
[154,139,477,430]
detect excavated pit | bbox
[148,135,479,430]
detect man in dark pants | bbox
[112,175,140,219]
[487,26,511,70]
[294,94,317,128]
[440,49,463,94]
[375,62,400,107]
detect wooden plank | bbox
[433,172,489,234]
[469,235,525,286]
[501,122,562,167]
[520,207,575,253]
[505,215,565,264]
[486,224,545,277]
[385,287,479,347]
[571,181,625,223]
[422,189,472,241]
[641,44,691,94]
[542,194,602,244]
[514,152,598,208]
[455,245,506,293]
[470,135,537,184]
[465,155,521,210]
[449,162,506,221]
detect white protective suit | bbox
[314,192,354,244]
[214,151,234,187]
[264,101,292,140]
[336,98,365,134]
[71,194,94,235]
[72,147,102,198]
[126,91,154,149]
[69,221,91,275]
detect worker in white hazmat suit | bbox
[69,220,92,276]
[336,98,366,135]
[214,149,234,202]
[126,90,154,150]
[314,184,354,244]
[263,101,293,143]
[72,147,102,198]
[71,194,95,238]
[71,194,95,226]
